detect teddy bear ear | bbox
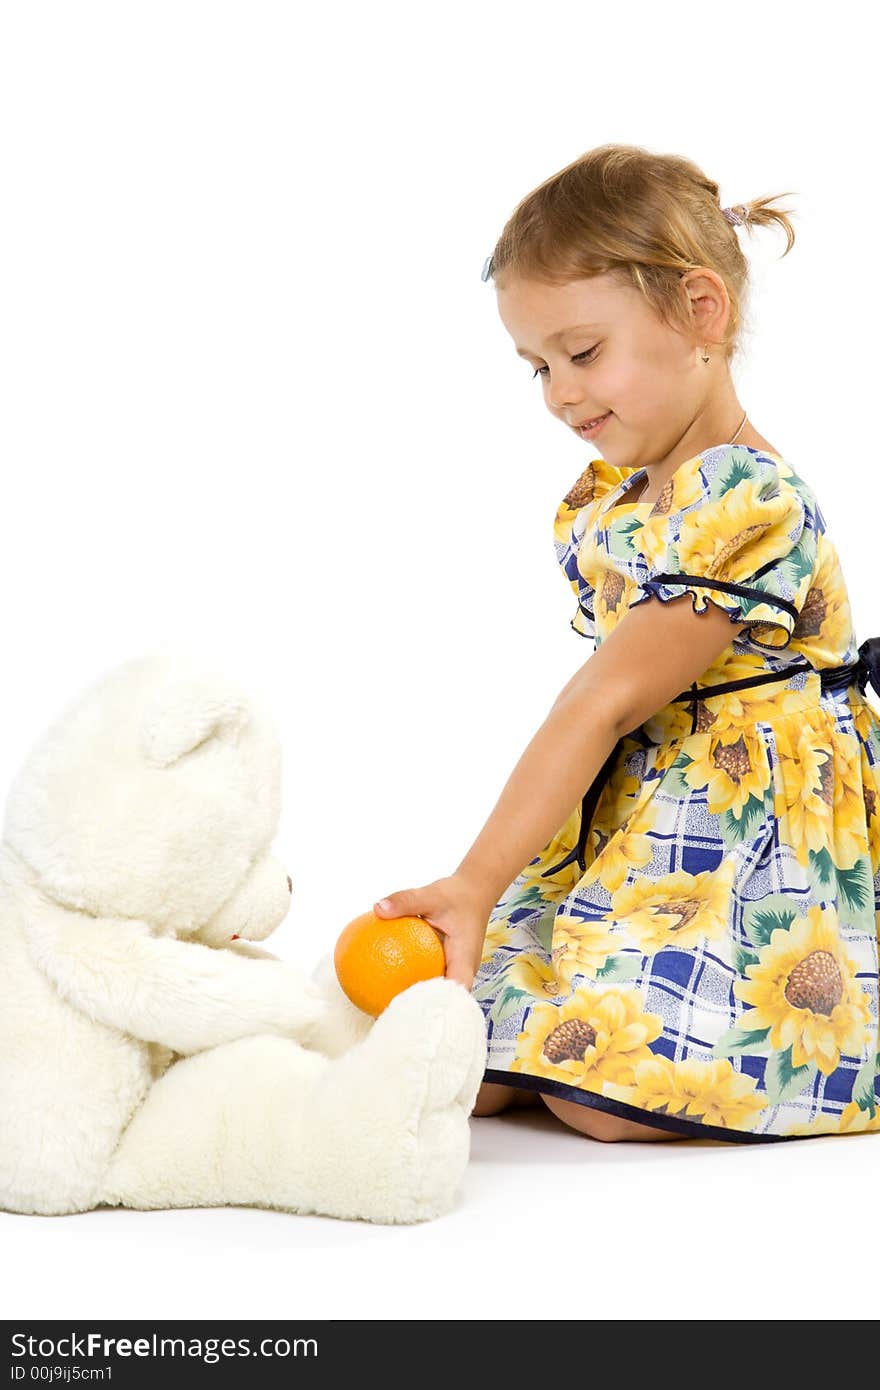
[140,674,252,768]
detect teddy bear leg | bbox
[101,978,486,1224]
[293,976,487,1224]
[100,1033,330,1215]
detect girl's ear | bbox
[140,674,251,768]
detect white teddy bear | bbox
[0,652,487,1224]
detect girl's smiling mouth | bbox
[577,412,612,438]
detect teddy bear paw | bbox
[302,978,487,1224]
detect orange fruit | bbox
[334,909,447,1017]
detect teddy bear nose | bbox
[287,875,293,894]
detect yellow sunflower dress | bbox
[472,443,880,1141]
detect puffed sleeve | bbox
[628,446,818,650]
[554,457,639,639]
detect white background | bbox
[1,0,877,1323]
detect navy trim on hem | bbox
[481,1069,795,1144]
[648,572,800,622]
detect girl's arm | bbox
[453,596,748,908]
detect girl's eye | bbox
[532,346,599,380]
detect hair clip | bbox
[481,254,494,282]
[722,205,747,226]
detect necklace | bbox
[727,410,748,444]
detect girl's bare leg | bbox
[472,1081,542,1116]
[541,1093,689,1141]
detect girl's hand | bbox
[372,873,494,992]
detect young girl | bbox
[373,144,880,1144]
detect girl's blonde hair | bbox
[484,143,797,363]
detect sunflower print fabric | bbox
[472,444,880,1141]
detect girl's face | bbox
[496,269,726,470]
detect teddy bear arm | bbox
[24,907,327,1055]
[306,950,375,1057]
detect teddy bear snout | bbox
[191,855,293,948]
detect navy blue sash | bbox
[540,636,880,879]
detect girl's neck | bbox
[632,423,780,505]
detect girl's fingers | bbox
[373,891,422,917]
[373,883,450,925]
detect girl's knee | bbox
[540,1094,626,1140]
[542,1093,678,1141]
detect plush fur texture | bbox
[0,653,487,1223]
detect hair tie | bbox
[481,254,494,282]
[722,205,749,226]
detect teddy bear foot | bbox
[295,977,488,1224]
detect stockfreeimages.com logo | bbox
[11,1332,317,1367]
